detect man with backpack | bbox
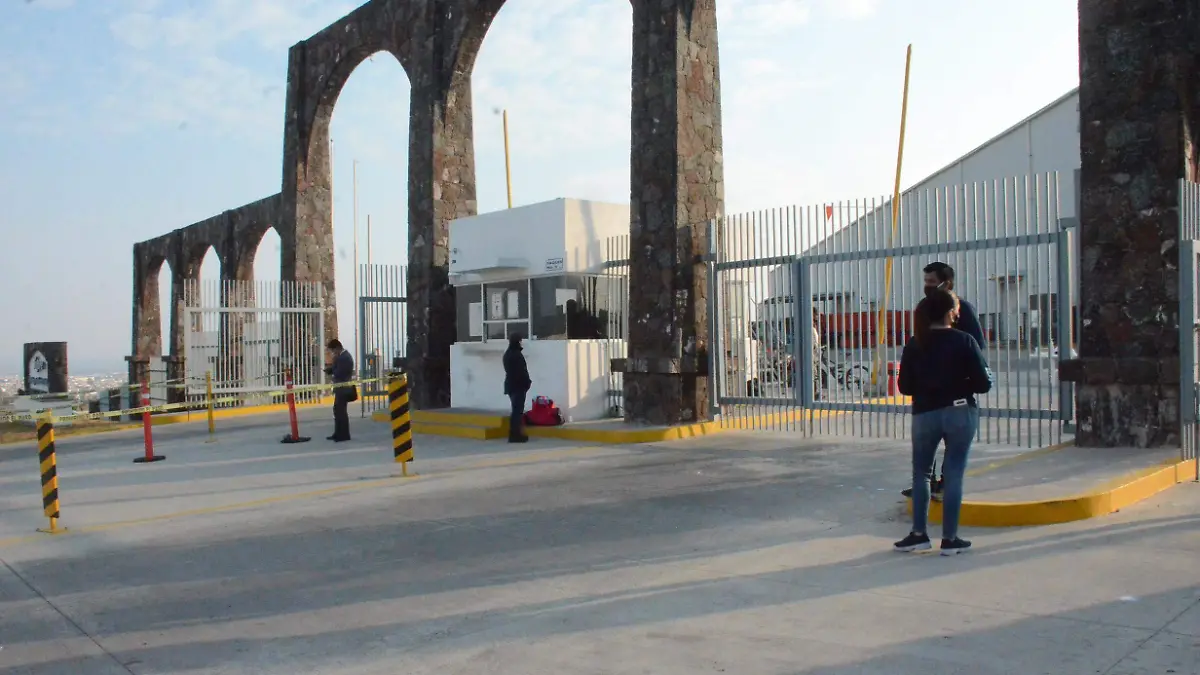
[901,262,986,500]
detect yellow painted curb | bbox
[914,457,1198,528]
[413,409,510,429]
[415,422,508,440]
[389,396,911,444]
[151,396,334,427]
[0,422,144,447]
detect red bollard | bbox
[886,361,900,397]
[280,370,310,444]
[133,381,166,464]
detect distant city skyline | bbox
[0,0,1080,372]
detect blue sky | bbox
[0,0,1079,373]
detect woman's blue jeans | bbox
[911,404,978,540]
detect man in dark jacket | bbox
[503,333,531,443]
[923,262,984,348]
[901,262,986,500]
[324,339,354,442]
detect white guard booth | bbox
[448,198,628,422]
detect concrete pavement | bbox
[0,410,1198,674]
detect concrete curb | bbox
[914,457,1199,528]
[370,396,911,444]
[0,397,336,447]
[152,396,334,427]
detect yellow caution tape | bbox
[0,378,385,424]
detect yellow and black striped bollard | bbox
[36,412,65,534]
[388,373,415,476]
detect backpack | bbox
[523,396,565,426]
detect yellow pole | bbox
[36,411,63,534]
[205,370,216,442]
[503,109,514,208]
[871,44,913,387]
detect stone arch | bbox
[134,251,169,360]
[130,0,724,422]
[244,225,283,282]
[449,0,725,423]
[281,2,453,408]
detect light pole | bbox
[495,108,513,208]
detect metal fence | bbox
[357,264,408,416]
[1180,180,1200,462]
[182,279,326,404]
[605,172,1076,448]
[602,236,630,418]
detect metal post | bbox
[1180,239,1197,462]
[205,369,216,443]
[134,380,166,464]
[706,219,721,419]
[503,109,514,209]
[797,259,814,408]
[1055,228,1075,432]
[389,372,415,476]
[36,412,65,534]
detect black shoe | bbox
[893,532,932,552]
[508,436,529,444]
[327,435,338,441]
[940,537,972,556]
[901,487,913,498]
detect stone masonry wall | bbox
[1067,0,1200,447]
[624,0,724,424]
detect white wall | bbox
[450,198,630,279]
[564,199,631,272]
[450,200,567,276]
[451,340,617,421]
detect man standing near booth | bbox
[503,333,531,443]
[901,262,985,499]
[324,339,355,442]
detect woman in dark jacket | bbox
[894,289,993,556]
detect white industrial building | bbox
[750,87,1081,350]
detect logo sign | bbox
[545,257,565,273]
[28,350,50,394]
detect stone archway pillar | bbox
[623,0,724,425]
[1064,0,1200,447]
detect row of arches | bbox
[132,0,722,421]
[153,229,281,346]
[140,0,637,361]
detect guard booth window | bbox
[453,275,625,343]
[530,275,622,340]
[483,280,529,340]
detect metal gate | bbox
[706,172,1076,448]
[182,279,326,405]
[357,264,408,416]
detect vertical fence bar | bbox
[706,219,721,420]
[1052,177,1073,437]
[797,260,814,409]
[1180,229,1198,462]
